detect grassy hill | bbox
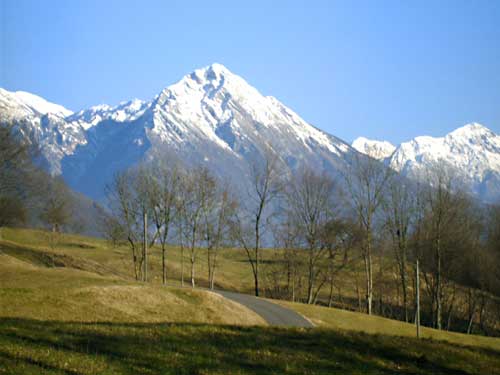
[1,228,500,374]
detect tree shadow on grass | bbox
[0,318,498,375]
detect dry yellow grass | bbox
[276,300,500,352]
[0,250,265,326]
[2,227,499,352]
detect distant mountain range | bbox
[352,123,500,203]
[1,63,499,203]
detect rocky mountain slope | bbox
[0,64,355,200]
[2,65,500,203]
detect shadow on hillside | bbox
[1,318,498,375]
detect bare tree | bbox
[234,150,282,296]
[39,177,72,233]
[343,154,392,315]
[177,167,215,288]
[107,166,157,281]
[382,179,416,322]
[286,168,339,304]
[321,219,360,307]
[274,216,303,302]
[99,210,127,248]
[203,186,238,289]
[416,165,471,329]
[149,163,180,284]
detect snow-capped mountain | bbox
[3,65,500,203]
[0,64,355,200]
[352,137,396,160]
[0,88,87,174]
[353,123,500,202]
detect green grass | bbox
[1,227,500,374]
[277,300,500,352]
[1,319,500,375]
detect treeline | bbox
[105,152,500,336]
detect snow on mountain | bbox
[13,91,73,117]
[148,63,350,157]
[67,99,150,130]
[0,63,353,200]
[390,123,500,202]
[351,137,396,160]
[2,65,500,203]
[0,88,86,174]
[0,88,73,119]
[353,123,500,203]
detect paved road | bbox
[217,290,314,328]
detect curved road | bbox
[217,290,314,328]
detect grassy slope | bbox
[0,233,265,326]
[2,320,500,375]
[1,228,500,374]
[276,301,500,352]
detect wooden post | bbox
[143,211,148,282]
[416,259,421,339]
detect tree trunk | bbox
[254,225,260,297]
[356,275,362,313]
[143,212,148,283]
[466,288,476,335]
[328,275,334,308]
[401,251,408,322]
[416,259,421,339]
[191,248,196,288]
[180,245,184,287]
[254,273,259,297]
[446,288,456,331]
[307,260,314,304]
[207,248,212,289]
[364,251,373,315]
[162,245,167,285]
[435,225,442,330]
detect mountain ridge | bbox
[352,123,500,203]
[0,64,355,200]
[2,64,500,203]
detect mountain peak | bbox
[156,63,268,123]
[352,137,396,160]
[447,122,495,139]
[0,88,73,117]
[203,62,232,76]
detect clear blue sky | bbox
[1,0,499,144]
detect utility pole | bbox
[416,259,421,339]
[143,211,148,282]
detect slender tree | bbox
[149,164,180,284]
[416,165,471,329]
[177,167,215,288]
[344,154,392,315]
[286,168,338,304]
[107,166,158,281]
[321,219,360,307]
[383,179,416,322]
[204,186,237,289]
[234,150,282,296]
